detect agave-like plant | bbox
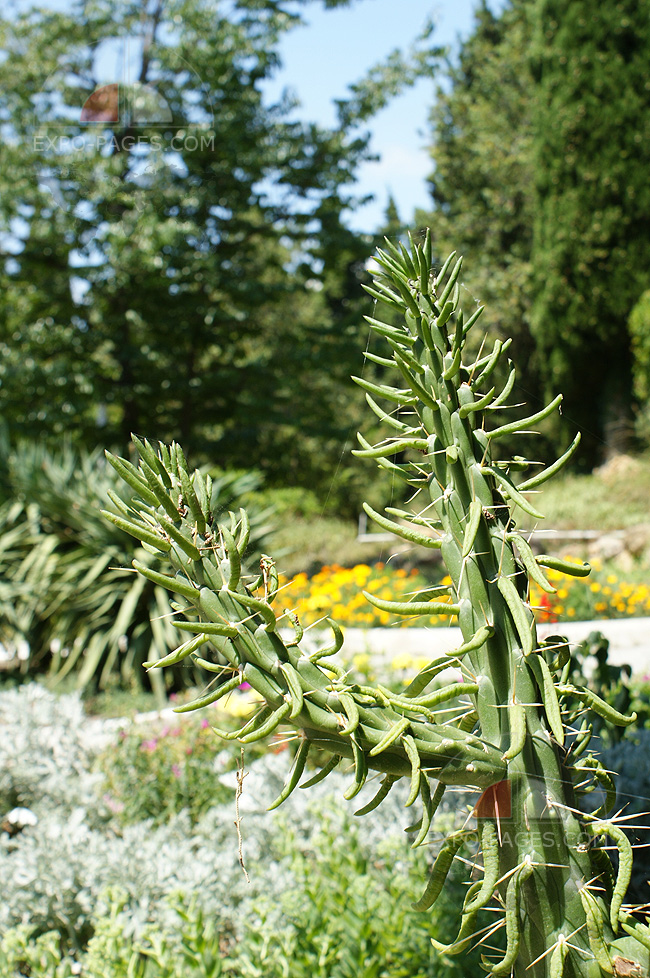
[0,438,272,695]
[103,235,650,977]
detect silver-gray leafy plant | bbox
[103,234,650,977]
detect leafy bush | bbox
[8,676,650,978]
[0,805,488,978]
[0,891,237,977]
[1,753,277,949]
[234,810,488,978]
[8,679,650,977]
[0,438,273,694]
[77,890,232,978]
[94,681,300,827]
[1,925,77,978]
[562,631,650,746]
[97,717,236,827]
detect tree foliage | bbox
[529,0,650,456]
[417,2,535,390]
[0,0,378,502]
[421,0,650,464]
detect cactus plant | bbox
[103,235,650,977]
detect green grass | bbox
[515,452,650,530]
[270,515,388,577]
[266,453,650,576]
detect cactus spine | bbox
[104,236,650,977]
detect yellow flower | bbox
[391,653,419,671]
[353,653,371,671]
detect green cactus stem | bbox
[103,234,649,978]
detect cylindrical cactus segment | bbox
[352,233,647,977]
[103,232,649,978]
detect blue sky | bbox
[265,0,485,232]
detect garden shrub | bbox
[601,730,650,907]
[96,718,235,827]
[0,683,101,818]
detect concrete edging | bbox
[299,617,650,677]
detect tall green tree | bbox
[417,1,536,392]
[421,0,650,464]
[0,0,374,497]
[529,0,650,458]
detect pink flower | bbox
[200,719,210,729]
[238,682,251,691]
[140,738,158,752]
[103,793,125,814]
[172,764,182,778]
[185,746,193,755]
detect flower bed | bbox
[277,558,650,628]
[277,563,454,627]
[532,558,650,623]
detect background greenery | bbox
[3,0,650,502]
[0,437,273,695]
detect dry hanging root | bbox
[103,233,650,978]
[234,748,250,884]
